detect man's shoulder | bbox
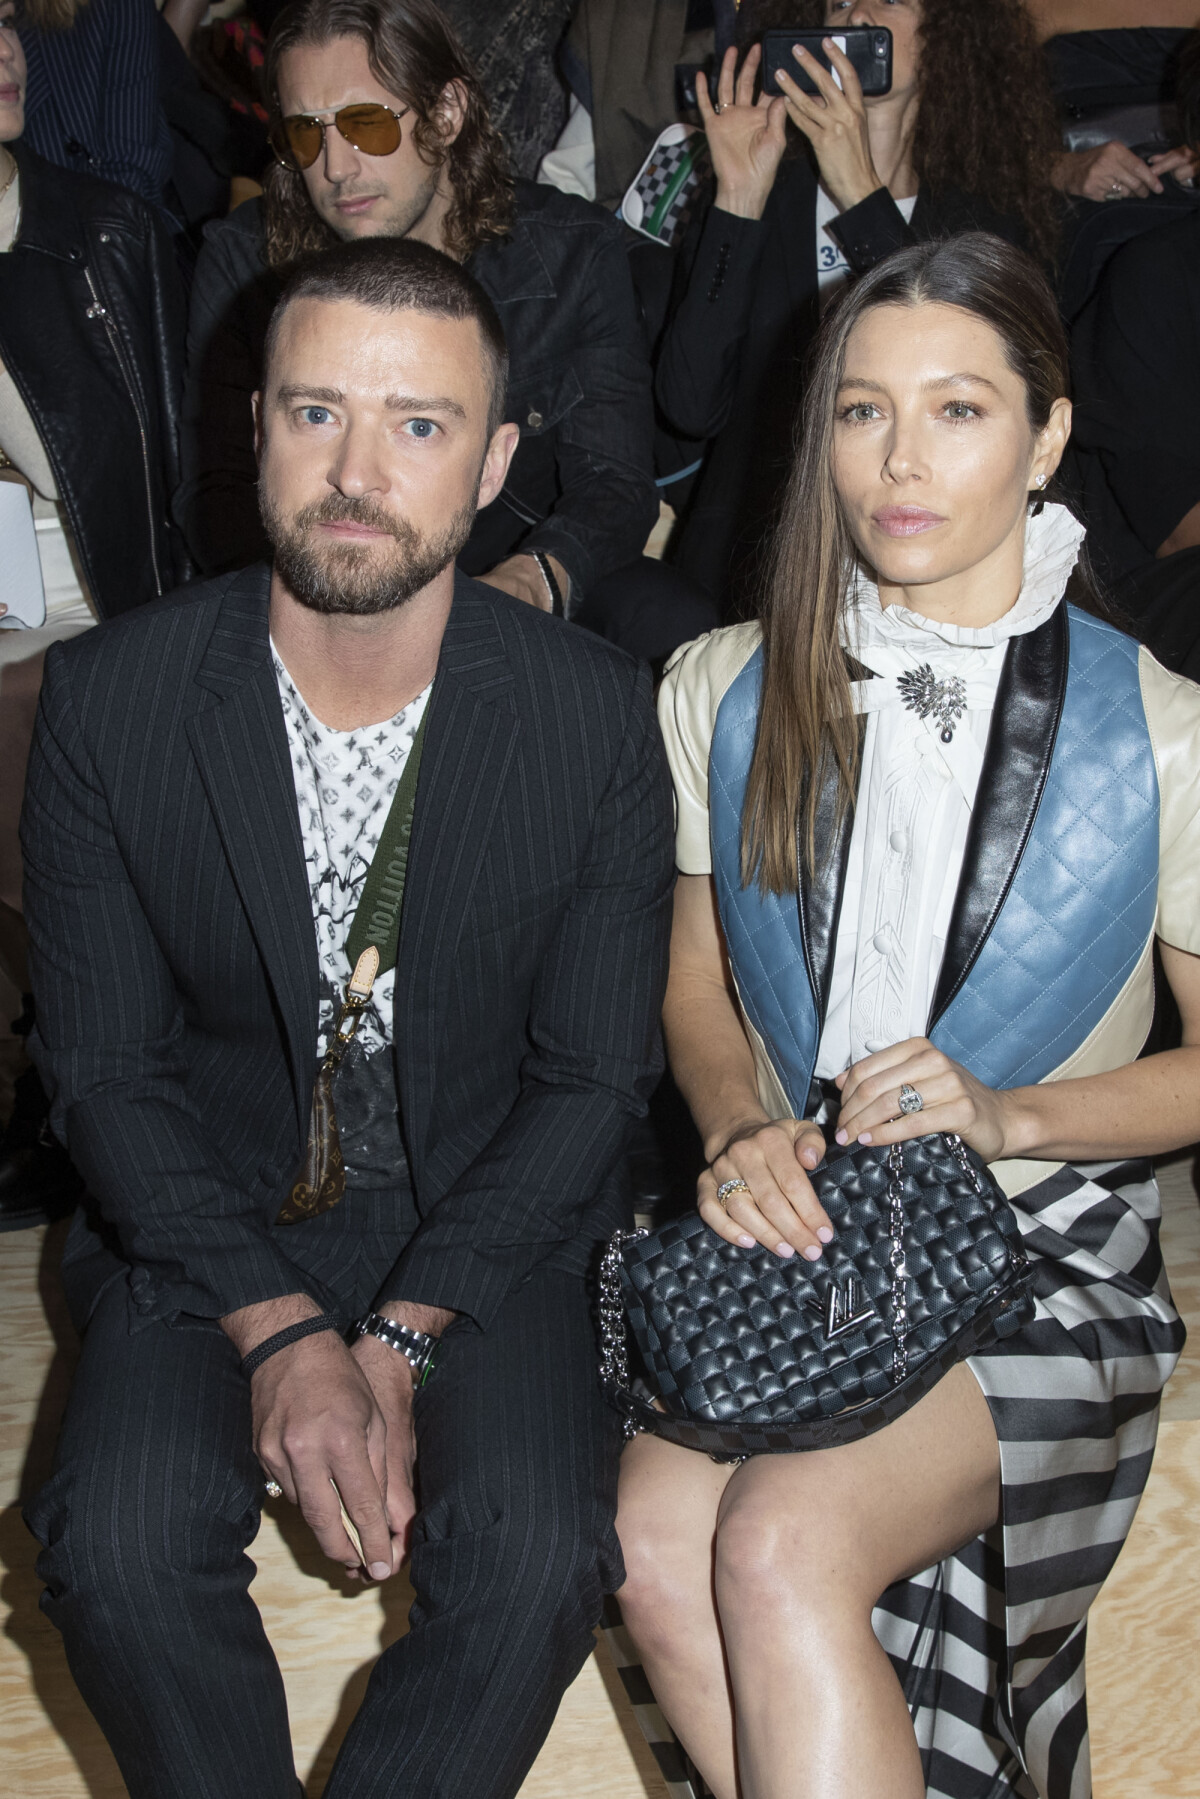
[455,575,642,706]
[47,570,265,701]
[198,195,269,277]
[495,178,630,263]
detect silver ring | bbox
[897,1083,924,1116]
[264,1479,283,1499]
[1106,181,1124,199]
[716,1177,751,1209]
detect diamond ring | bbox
[716,1177,751,1209]
[897,1084,924,1116]
[264,1479,283,1499]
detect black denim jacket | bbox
[175,180,657,602]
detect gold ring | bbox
[716,1177,751,1209]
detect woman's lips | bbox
[872,506,947,538]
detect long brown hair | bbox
[742,232,1071,896]
[262,0,513,271]
[18,0,85,25]
[739,0,1062,264]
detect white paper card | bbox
[0,477,47,629]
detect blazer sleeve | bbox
[21,650,311,1327]
[382,659,675,1330]
[519,223,659,600]
[825,185,918,273]
[653,198,770,441]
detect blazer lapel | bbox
[796,727,861,1033]
[929,605,1068,1027]
[186,568,319,1134]
[392,578,522,1177]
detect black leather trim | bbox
[795,727,862,1034]
[928,605,1069,1028]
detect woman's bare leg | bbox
[714,1363,1001,1799]
[615,1432,741,1797]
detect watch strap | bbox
[355,1311,439,1383]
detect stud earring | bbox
[1034,473,1048,489]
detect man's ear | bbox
[252,390,264,464]
[477,422,520,509]
[434,79,469,150]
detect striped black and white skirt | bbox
[603,1158,1185,1799]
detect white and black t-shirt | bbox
[272,642,431,1186]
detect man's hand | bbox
[221,1294,394,1580]
[479,552,567,613]
[351,1302,456,1572]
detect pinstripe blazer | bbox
[21,566,674,1333]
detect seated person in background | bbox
[177,0,675,654]
[24,235,674,1799]
[1069,197,1200,677]
[655,0,1061,613]
[620,231,1193,1799]
[1027,0,1199,202]
[0,0,187,1230]
[17,0,172,210]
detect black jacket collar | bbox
[8,142,89,262]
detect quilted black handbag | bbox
[600,1133,1034,1457]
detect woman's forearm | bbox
[663,970,772,1163]
[1002,1046,1200,1164]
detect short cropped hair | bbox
[262,236,509,435]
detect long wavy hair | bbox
[262,0,513,271]
[742,233,1072,895]
[17,0,85,25]
[738,0,1062,264]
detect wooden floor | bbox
[2,1158,1198,1798]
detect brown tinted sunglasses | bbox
[269,102,411,172]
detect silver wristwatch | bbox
[354,1312,439,1385]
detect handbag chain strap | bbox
[598,1228,646,1439]
[886,1142,910,1384]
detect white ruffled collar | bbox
[845,503,1085,660]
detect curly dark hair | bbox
[262,0,514,272]
[738,0,1062,264]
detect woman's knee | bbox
[713,1484,877,1628]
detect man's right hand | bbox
[221,1295,395,1580]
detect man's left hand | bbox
[351,1301,456,1572]
[479,552,567,613]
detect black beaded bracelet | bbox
[240,1314,340,1378]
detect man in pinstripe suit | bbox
[21,235,674,1798]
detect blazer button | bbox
[260,1161,283,1187]
[527,410,543,428]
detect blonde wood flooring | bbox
[2,1157,1198,1798]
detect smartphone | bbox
[761,25,892,98]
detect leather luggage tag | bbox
[275,947,379,1225]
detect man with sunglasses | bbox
[176,0,711,661]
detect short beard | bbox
[260,488,475,616]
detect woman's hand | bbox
[1053,140,1167,201]
[699,1117,832,1259]
[697,43,788,221]
[834,1038,1013,1162]
[775,37,883,213]
[1148,146,1197,188]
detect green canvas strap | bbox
[344,704,429,977]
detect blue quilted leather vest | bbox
[708,606,1159,1108]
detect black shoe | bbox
[0,1059,84,1231]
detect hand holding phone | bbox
[771,34,891,215]
[760,26,892,99]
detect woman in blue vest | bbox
[616,233,1196,1799]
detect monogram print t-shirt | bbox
[272,642,432,1186]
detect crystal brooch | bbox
[896,664,967,743]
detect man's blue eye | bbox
[407,418,436,438]
[301,407,332,426]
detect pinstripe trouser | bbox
[26,1194,623,1799]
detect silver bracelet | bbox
[354,1311,439,1385]
[529,549,565,617]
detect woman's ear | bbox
[1030,396,1072,492]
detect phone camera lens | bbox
[875,32,888,53]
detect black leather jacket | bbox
[175,180,658,601]
[0,144,188,618]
